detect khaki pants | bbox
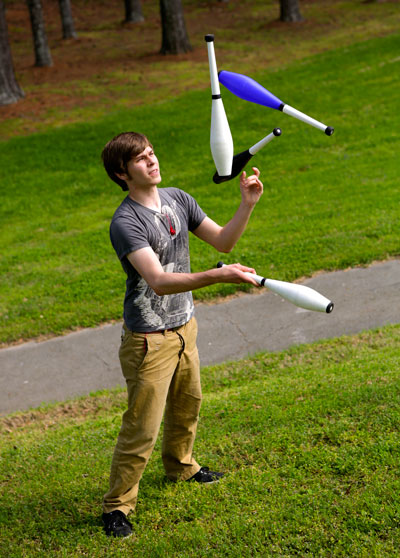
[103,316,202,515]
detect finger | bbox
[241,265,256,273]
[252,167,260,178]
[230,263,256,274]
[243,272,260,286]
[250,175,263,188]
[246,179,262,191]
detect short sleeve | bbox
[170,189,206,231]
[110,216,150,261]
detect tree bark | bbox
[159,0,192,55]
[124,0,144,23]
[26,0,53,67]
[58,0,77,39]
[0,0,24,105]
[280,0,303,22]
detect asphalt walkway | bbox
[1,259,399,416]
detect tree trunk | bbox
[26,0,52,66]
[124,0,144,23]
[58,0,77,39]
[280,0,303,22]
[159,0,192,55]
[0,0,24,105]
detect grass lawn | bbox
[1,31,400,345]
[1,324,400,556]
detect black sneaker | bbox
[102,510,133,538]
[187,466,224,484]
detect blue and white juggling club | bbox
[219,70,334,136]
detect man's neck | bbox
[128,185,161,212]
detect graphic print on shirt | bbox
[131,199,192,330]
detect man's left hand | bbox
[239,167,263,207]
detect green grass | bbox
[1,324,400,556]
[1,32,400,344]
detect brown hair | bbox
[101,132,152,191]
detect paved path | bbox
[1,259,399,416]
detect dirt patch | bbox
[2,0,243,126]
[3,0,397,135]
[0,389,127,433]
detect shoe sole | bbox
[106,531,132,539]
[192,478,223,485]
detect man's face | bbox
[123,145,162,188]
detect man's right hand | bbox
[217,263,260,286]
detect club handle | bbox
[282,104,334,135]
[205,35,220,96]
[249,127,281,155]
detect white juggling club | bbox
[217,262,334,313]
[213,128,281,184]
[205,34,234,177]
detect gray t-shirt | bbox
[110,187,206,332]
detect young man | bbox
[101,131,263,538]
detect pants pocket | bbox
[119,330,148,381]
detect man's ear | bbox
[115,171,129,182]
